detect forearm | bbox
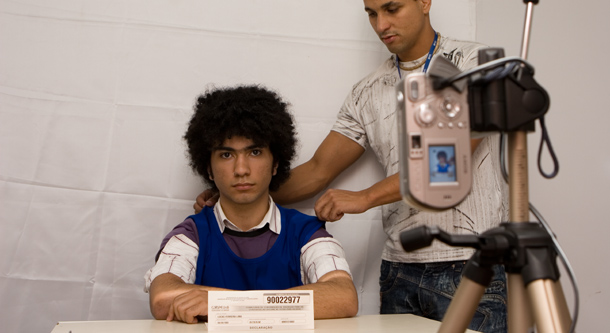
[359,173,402,210]
[272,161,331,205]
[289,271,358,319]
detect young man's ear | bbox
[272,162,278,176]
[208,166,214,180]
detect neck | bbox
[397,26,436,62]
[219,195,270,231]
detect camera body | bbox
[396,72,472,211]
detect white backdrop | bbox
[10,0,608,332]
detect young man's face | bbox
[209,136,277,208]
[363,0,431,61]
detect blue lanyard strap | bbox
[395,31,439,79]
[422,31,439,73]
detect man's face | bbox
[363,0,431,60]
[209,136,277,208]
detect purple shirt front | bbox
[156,217,331,261]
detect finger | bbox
[315,192,345,222]
[316,202,340,222]
[173,292,206,324]
[193,202,203,214]
[328,210,344,222]
[314,198,329,221]
[166,303,175,322]
[206,192,219,206]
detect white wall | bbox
[8,0,590,332]
[476,0,610,331]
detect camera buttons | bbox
[415,104,436,127]
[441,97,461,118]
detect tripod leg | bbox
[551,280,571,327]
[438,277,486,333]
[527,279,571,333]
[507,273,533,333]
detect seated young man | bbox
[144,85,358,323]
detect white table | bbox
[51,314,479,332]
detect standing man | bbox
[147,85,358,324]
[196,1,507,332]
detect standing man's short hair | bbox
[184,85,297,192]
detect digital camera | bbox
[396,72,472,211]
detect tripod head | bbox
[401,223,560,286]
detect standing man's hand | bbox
[194,189,219,213]
[314,173,403,222]
[314,189,370,222]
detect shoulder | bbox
[162,217,199,245]
[438,35,487,71]
[181,206,218,239]
[355,56,398,88]
[277,205,320,223]
[440,35,487,52]
[347,56,399,105]
[277,205,326,233]
[156,216,200,260]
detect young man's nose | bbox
[233,155,250,176]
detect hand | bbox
[166,289,209,324]
[314,189,369,222]
[194,189,219,213]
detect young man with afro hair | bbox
[144,85,358,324]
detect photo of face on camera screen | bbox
[429,145,456,183]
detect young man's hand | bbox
[166,289,209,324]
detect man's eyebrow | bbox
[212,144,265,151]
[381,1,401,10]
[365,1,401,13]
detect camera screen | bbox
[429,145,457,183]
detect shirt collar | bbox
[213,196,281,234]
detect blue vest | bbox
[192,205,325,290]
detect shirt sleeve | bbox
[143,234,199,293]
[154,218,199,261]
[300,237,352,284]
[331,91,368,149]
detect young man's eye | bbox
[220,152,232,159]
[251,149,262,156]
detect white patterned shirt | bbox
[332,35,509,263]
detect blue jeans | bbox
[379,260,507,333]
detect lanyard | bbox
[396,31,438,79]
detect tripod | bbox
[401,1,573,332]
